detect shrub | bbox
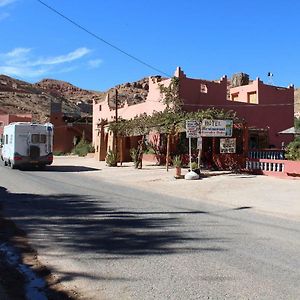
[143,147,156,154]
[191,161,198,170]
[285,138,300,161]
[105,149,118,166]
[72,139,94,157]
[130,148,141,168]
[53,151,66,156]
[172,155,182,167]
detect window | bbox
[247,91,257,104]
[200,84,208,93]
[31,134,47,144]
[0,122,3,127]
[5,134,8,144]
[32,134,40,143]
[231,93,239,101]
[99,105,102,111]
[40,134,46,143]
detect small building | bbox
[93,67,294,167]
[50,102,92,153]
[0,109,32,138]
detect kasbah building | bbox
[93,67,295,170]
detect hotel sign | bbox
[186,120,200,138]
[201,119,233,137]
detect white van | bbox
[0,122,54,169]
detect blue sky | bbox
[1,0,300,91]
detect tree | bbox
[108,114,151,168]
[158,77,184,170]
[158,77,182,112]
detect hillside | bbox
[0,74,299,123]
[0,75,104,123]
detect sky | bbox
[1,0,300,91]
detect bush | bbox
[143,147,155,154]
[172,155,182,167]
[285,138,300,161]
[53,151,66,156]
[130,148,141,168]
[105,149,118,166]
[72,139,94,157]
[191,161,198,170]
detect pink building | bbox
[0,109,32,137]
[93,67,294,161]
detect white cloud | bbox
[31,47,91,66]
[0,47,92,79]
[5,47,31,65]
[6,47,31,58]
[0,0,17,22]
[0,65,49,78]
[0,0,16,7]
[87,59,103,69]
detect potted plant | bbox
[105,149,118,167]
[172,155,182,178]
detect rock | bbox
[184,171,200,180]
[142,83,149,90]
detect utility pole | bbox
[115,89,118,164]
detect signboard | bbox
[186,120,200,138]
[201,119,233,137]
[220,138,236,153]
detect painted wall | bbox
[50,112,92,153]
[0,112,32,136]
[176,67,228,110]
[93,76,168,150]
[228,79,294,147]
[93,67,294,159]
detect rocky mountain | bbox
[95,77,154,109]
[0,74,299,123]
[0,75,104,123]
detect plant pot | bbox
[175,166,181,178]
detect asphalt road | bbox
[0,163,300,300]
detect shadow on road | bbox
[0,185,230,291]
[0,186,226,256]
[21,165,101,172]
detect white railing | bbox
[246,160,285,173]
[248,150,285,160]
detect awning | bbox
[278,127,300,135]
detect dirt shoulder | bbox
[0,212,82,300]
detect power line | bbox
[182,102,294,107]
[36,0,171,78]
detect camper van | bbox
[0,122,54,169]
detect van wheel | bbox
[4,160,8,166]
[9,161,15,169]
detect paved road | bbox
[0,162,300,299]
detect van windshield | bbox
[31,134,46,144]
